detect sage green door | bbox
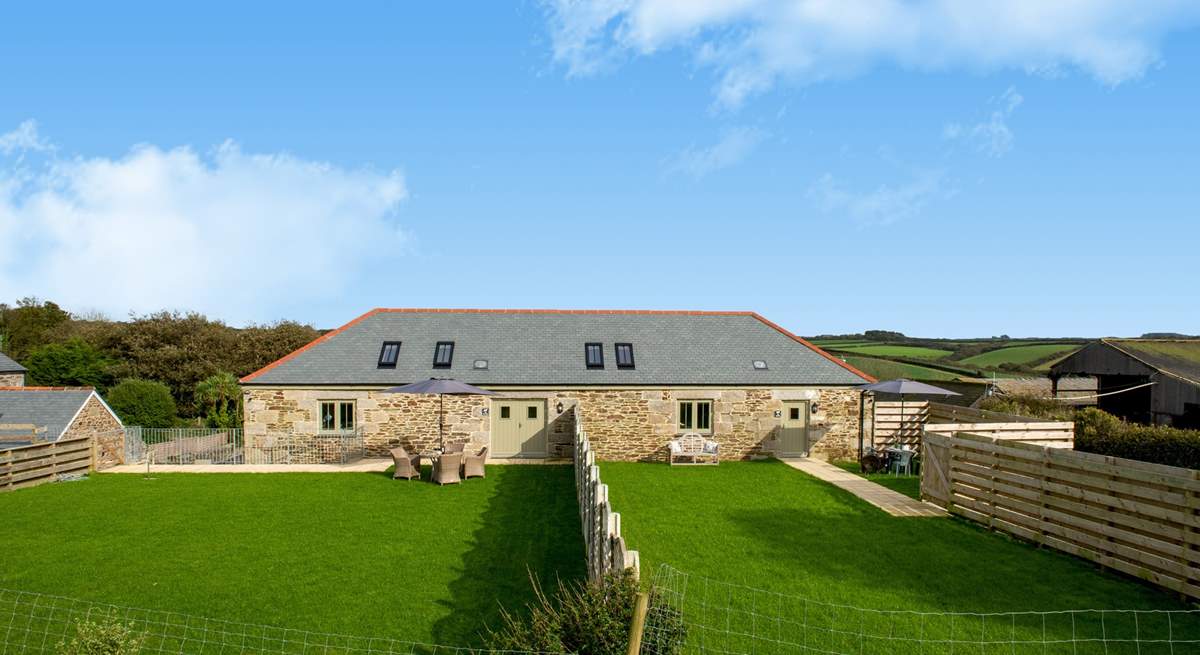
[490,400,547,458]
[778,400,809,456]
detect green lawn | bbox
[602,461,1198,653]
[832,460,920,499]
[831,344,954,359]
[0,467,584,646]
[840,355,959,381]
[960,344,1080,367]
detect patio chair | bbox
[463,446,487,479]
[668,433,719,465]
[443,441,465,454]
[390,446,420,480]
[891,448,916,476]
[434,452,463,485]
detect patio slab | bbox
[780,457,947,517]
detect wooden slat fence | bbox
[922,430,1200,599]
[871,401,929,451]
[925,422,1075,447]
[574,406,639,582]
[0,435,94,492]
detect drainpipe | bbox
[857,390,866,462]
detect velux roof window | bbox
[585,343,604,369]
[615,343,635,369]
[433,341,455,368]
[378,341,401,368]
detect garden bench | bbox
[669,432,719,465]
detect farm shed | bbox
[1050,338,1200,428]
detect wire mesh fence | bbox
[642,565,1200,655]
[123,427,365,465]
[0,587,560,655]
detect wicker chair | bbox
[390,446,420,480]
[434,453,463,485]
[463,446,488,479]
[443,441,465,454]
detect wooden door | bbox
[490,400,547,458]
[778,400,809,456]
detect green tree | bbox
[0,297,71,360]
[106,379,177,428]
[23,338,114,389]
[195,372,242,428]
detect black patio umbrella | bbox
[380,378,495,449]
[857,379,960,457]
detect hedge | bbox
[1074,408,1200,470]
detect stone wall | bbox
[0,373,23,387]
[244,386,862,462]
[62,395,125,468]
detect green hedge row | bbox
[1074,408,1200,470]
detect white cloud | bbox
[808,169,945,226]
[0,120,53,155]
[0,126,408,324]
[944,87,1024,157]
[665,126,767,178]
[542,0,1200,108]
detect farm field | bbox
[840,355,958,381]
[959,343,1080,367]
[0,468,584,646]
[825,344,954,359]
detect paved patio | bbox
[780,458,947,517]
[104,457,571,474]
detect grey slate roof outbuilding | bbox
[0,352,25,374]
[0,389,101,442]
[242,309,873,387]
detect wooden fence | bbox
[871,401,929,450]
[925,422,1074,447]
[871,401,1073,453]
[923,430,1200,599]
[574,407,639,582]
[0,435,94,492]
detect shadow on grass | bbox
[430,465,586,646]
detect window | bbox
[320,400,356,432]
[678,400,713,433]
[585,342,604,369]
[433,341,455,368]
[473,359,488,370]
[752,360,768,370]
[615,343,635,369]
[789,407,801,420]
[378,341,401,368]
[500,406,511,419]
[527,405,538,419]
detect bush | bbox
[1075,408,1200,470]
[977,393,1076,421]
[56,613,145,655]
[23,338,114,390]
[487,569,685,655]
[106,379,178,428]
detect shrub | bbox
[56,613,145,655]
[106,379,178,428]
[23,338,114,390]
[194,372,242,428]
[1075,408,1200,470]
[487,569,685,655]
[978,393,1075,421]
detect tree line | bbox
[0,298,321,427]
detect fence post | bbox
[626,592,650,655]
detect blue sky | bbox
[1,1,1197,338]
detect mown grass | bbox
[0,468,585,646]
[832,460,921,499]
[602,461,1194,614]
[960,344,1080,367]
[830,344,954,359]
[840,355,959,381]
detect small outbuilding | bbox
[0,352,25,387]
[0,387,125,466]
[1050,339,1200,428]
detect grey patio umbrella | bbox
[857,379,960,457]
[380,378,495,449]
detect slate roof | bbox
[1106,339,1200,386]
[0,388,98,440]
[0,352,25,373]
[242,309,873,387]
